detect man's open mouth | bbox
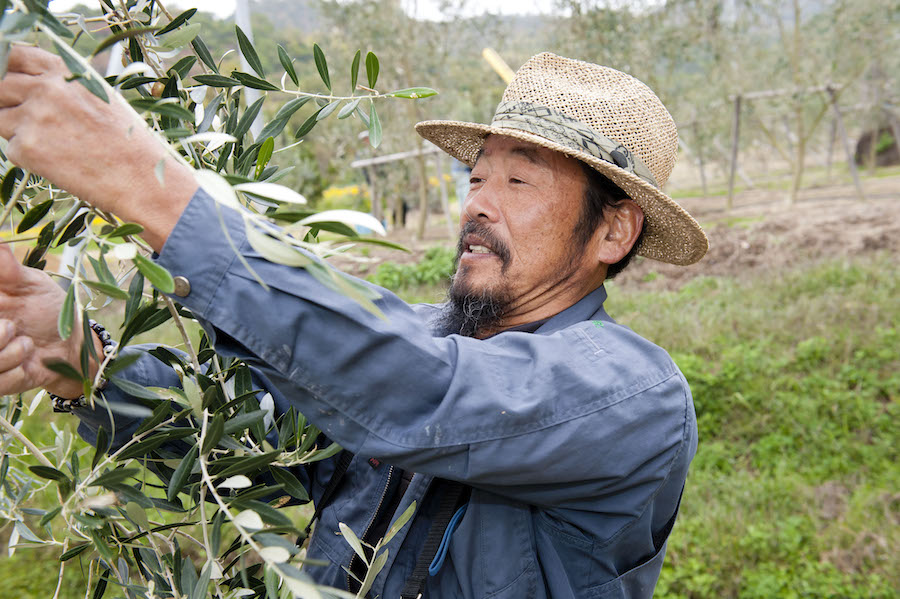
[466,243,494,255]
[456,222,511,268]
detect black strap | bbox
[400,479,467,599]
[297,449,354,544]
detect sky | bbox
[49,0,567,20]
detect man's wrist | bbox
[114,153,199,252]
[45,320,112,402]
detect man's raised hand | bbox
[0,45,198,251]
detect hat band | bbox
[490,101,658,188]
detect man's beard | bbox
[439,222,513,338]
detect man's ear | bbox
[594,200,644,265]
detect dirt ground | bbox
[334,174,900,291]
[617,176,900,290]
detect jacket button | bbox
[173,276,191,297]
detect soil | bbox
[331,174,900,291]
[616,176,900,290]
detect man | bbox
[0,49,707,597]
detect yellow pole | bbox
[482,48,515,84]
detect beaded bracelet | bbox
[48,319,117,413]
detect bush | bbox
[367,246,457,290]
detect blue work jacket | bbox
[75,189,697,598]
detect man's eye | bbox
[510,178,525,184]
[469,177,483,184]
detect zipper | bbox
[347,465,395,593]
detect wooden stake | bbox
[714,139,754,187]
[727,94,742,211]
[826,85,866,201]
[825,117,837,183]
[690,123,708,198]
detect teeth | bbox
[469,245,493,254]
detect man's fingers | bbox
[0,106,40,175]
[5,45,63,76]
[0,242,24,289]
[0,363,30,395]
[0,321,32,395]
[0,335,33,373]
[0,72,35,108]
[0,319,14,340]
[0,320,14,346]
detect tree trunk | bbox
[436,153,456,239]
[365,166,382,225]
[414,147,429,240]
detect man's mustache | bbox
[455,221,512,270]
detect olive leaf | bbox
[167,445,198,502]
[231,71,280,91]
[57,285,76,340]
[387,87,439,99]
[92,26,158,57]
[193,74,241,88]
[133,255,175,294]
[368,103,382,148]
[350,49,361,90]
[158,23,201,50]
[235,25,265,78]
[278,44,299,86]
[365,51,379,88]
[156,8,197,36]
[313,43,331,91]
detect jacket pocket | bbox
[448,490,535,596]
[585,541,668,599]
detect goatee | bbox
[439,222,513,337]
[440,281,510,338]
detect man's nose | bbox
[462,183,500,224]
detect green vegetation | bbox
[875,131,895,156]
[367,246,457,291]
[0,548,87,599]
[605,255,898,597]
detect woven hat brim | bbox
[416,119,709,266]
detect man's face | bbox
[448,135,604,333]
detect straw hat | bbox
[415,52,708,265]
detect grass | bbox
[2,253,896,597]
[606,254,898,597]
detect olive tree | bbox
[0,2,432,597]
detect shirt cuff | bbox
[155,186,248,318]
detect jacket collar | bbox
[533,285,611,336]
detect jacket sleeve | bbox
[154,188,696,510]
